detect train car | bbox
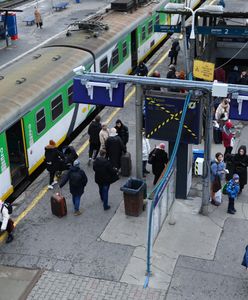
[0,0,203,200]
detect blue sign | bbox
[196,26,248,36]
[154,24,181,33]
[230,93,248,121]
[73,76,126,107]
[145,93,202,144]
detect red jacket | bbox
[222,130,234,148]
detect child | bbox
[226,173,240,214]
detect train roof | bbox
[0,0,167,133]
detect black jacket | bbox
[115,124,129,145]
[105,136,126,169]
[151,148,168,176]
[44,146,65,172]
[60,166,88,196]
[93,157,119,185]
[88,120,102,145]
[234,146,248,188]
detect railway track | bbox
[0,0,30,9]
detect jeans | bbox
[89,143,100,159]
[228,197,235,212]
[98,184,110,209]
[72,195,81,212]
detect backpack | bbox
[1,202,13,215]
[69,170,87,187]
[148,148,157,164]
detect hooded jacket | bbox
[222,125,234,148]
[93,157,119,185]
[115,120,129,145]
[234,145,248,187]
[44,144,64,172]
[88,120,102,145]
[210,159,225,182]
[105,136,126,169]
[60,166,88,196]
[226,178,240,198]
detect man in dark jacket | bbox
[166,65,178,92]
[105,128,126,169]
[60,160,88,216]
[44,139,65,190]
[93,150,119,210]
[88,115,102,165]
[136,62,148,76]
[169,39,180,65]
[151,143,169,185]
[115,119,129,146]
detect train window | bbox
[155,14,160,25]
[141,25,146,41]
[112,49,119,67]
[68,85,74,106]
[100,57,108,73]
[36,108,46,134]
[122,41,127,58]
[148,20,153,35]
[51,95,63,121]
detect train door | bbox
[5,120,28,187]
[131,29,138,71]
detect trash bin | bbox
[120,178,145,217]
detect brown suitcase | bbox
[51,193,67,218]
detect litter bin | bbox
[120,178,145,217]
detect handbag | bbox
[222,183,228,195]
[212,175,221,193]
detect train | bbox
[0,0,203,200]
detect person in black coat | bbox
[60,160,88,215]
[44,139,65,189]
[166,65,178,92]
[151,143,169,185]
[169,39,180,65]
[115,119,129,146]
[88,115,102,164]
[233,145,248,193]
[93,150,119,210]
[105,128,126,169]
[136,62,148,77]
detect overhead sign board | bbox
[73,77,126,107]
[154,24,181,33]
[230,93,248,121]
[193,60,215,81]
[144,91,202,145]
[186,26,248,37]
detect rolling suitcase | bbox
[51,192,67,218]
[121,152,132,177]
[213,127,222,144]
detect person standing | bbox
[150,143,168,185]
[215,98,230,127]
[105,128,126,169]
[59,160,88,216]
[34,7,43,29]
[115,119,129,146]
[142,132,150,177]
[222,120,235,159]
[44,140,65,190]
[136,62,148,76]
[169,39,180,65]
[0,200,14,243]
[226,174,240,214]
[99,122,109,151]
[233,145,248,194]
[88,116,102,165]
[210,152,226,206]
[93,150,119,211]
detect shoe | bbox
[48,185,53,190]
[104,205,111,211]
[144,170,150,174]
[227,210,235,214]
[6,234,14,244]
[211,200,219,206]
[233,208,237,212]
[74,210,82,216]
[51,181,58,186]
[238,190,242,195]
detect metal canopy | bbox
[157,10,248,19]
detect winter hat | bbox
[73,160,80,167]
[159,143,166,150]
[109,128,117,137]
[233,174,239,180]
[225,120,233,129]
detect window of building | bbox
[122,41,127,58]
[141,25,146,41]
[100,57,108,73]
[36,108,46,134]
[68,85,74,106]
[155,14,160,25]
[51,95,63,121]
[148,20,153,35]
[112,49,119,67]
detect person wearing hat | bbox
[105,128,126,169]
[150,143,168,185]
[59,160,88,216]
[222,120,235,160]
[226,174,240,214]
[233,145,248,194]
